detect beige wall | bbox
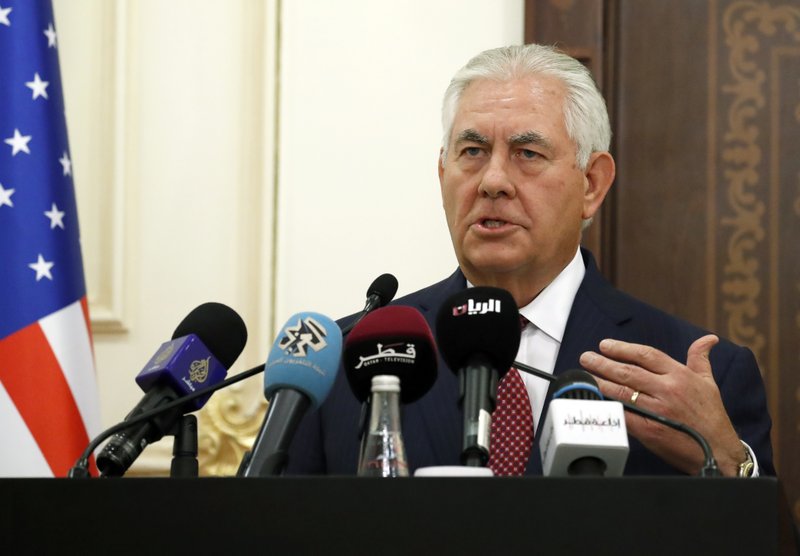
[54,0,524,473]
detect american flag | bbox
[0,0,100,476]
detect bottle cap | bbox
[370,374,400,393]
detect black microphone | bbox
[436,287,520,467]
[239,312,342,477]
[340,273,399,335]
[95,303,247,477]
[343,305,438,405]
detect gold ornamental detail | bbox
[720,1,800,360]
[196,380,266,476]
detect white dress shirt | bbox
[515,248,585,427]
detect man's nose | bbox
[478,152,515,199]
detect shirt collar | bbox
[519,248,585,342]
[464,248,585,343]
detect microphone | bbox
[516,363,722,476]
[436,287,520,467]
[539,369,629,476]
[342,305,438,405]
[96,302,247,477]
[340,273,399,335]
[240,312,342,477]
[343,305,438,470]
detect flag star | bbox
[44,23,57,47]
[44,203,65,229]
[29,254,54,281]
[59,151,72,175]
[0,183,14,208]
[4,129,32,156]
[25,73,50,100]
[0,5,11,27]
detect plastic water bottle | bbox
[358,375,408,477]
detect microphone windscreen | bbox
[172,302,248,369]
[343,305,437,403]
[367,273,399,307]
[435,287,520,374]
[551,368,603,400]
[264,312,342,409]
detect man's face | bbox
[438,75,606,295]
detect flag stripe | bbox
[0,381,53,477]
[40,298,101,438]
[0,320,91,476]
[80,296,94,353]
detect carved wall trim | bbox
[718,2,800,519]
[719,0,800,360]
[56,0,128,334]
[198,388,266,476]
[89,0,128,334]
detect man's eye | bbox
[518,149,539,159]
[464,147,482,157]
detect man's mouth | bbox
[482,219,507,229]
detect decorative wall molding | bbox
[198,391,266,476]
[56,0,129,334]
[719,0,800,361]
[91,0,129,334]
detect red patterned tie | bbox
[488,316,533,476]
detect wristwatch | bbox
[737,443,755,478]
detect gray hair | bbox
[440,44,611,170]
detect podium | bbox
[1,477,796,555]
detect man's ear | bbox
[438,147,446,191]
[581,151,615,220]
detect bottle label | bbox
[478,409,491,451]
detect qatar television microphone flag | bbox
[0,1,102,477]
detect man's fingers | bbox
[595,339,673,375]
[592,374,642,405]
[685,334,718,377]
[579,350,657,393]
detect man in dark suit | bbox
[286,44,774,477]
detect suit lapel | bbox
[405,269,466,467]
[526,249,635,475]
[555,248,635,373]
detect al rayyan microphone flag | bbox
[0,0,101,476]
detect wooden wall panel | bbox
[524,0,610,267]
[613,0,712,324]
[709,1,800,522]
[526,0,800,526]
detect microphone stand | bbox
[170,415,198,478]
